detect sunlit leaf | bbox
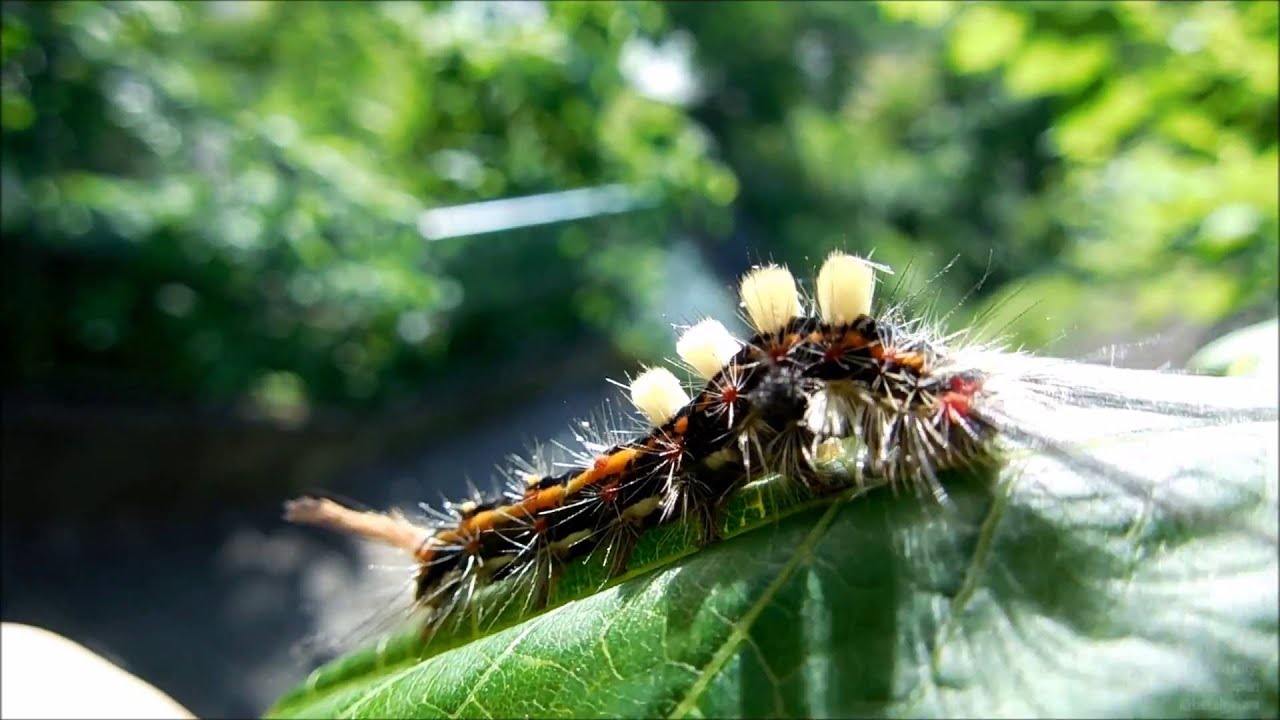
[270,396,1278,719]
[1005,36,1112,99]
[947,4,1027,74]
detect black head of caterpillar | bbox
[284,251,998,643]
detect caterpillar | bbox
[283,250,1277,658]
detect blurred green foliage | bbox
[1,1,734,415]
[3,0,1276,416]
[670,0,1277,349]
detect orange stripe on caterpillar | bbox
[434,445,645,540]
[568,446,642,495]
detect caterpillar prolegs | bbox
[285,252,1011,645]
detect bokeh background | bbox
[2,1,1276,716]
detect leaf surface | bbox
[269,400,1278,719]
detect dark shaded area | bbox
[2,371,618,718]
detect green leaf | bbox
[1054,74,1154,161]
[269,392,1278,719]
[1004,36,1112,98]
[946,4,1027,75]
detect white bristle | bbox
[816,252,877,325]
[629,366,691,426]
[739,264,803,335]
[676,319,741,380]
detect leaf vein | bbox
[666,497,850,719]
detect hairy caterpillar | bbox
[283,251,1277,665]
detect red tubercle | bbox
[939,391,971,418]
[599,482,620,505]
[764,333,802,362]
[949,375,982,395]
[939,375,983,419]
